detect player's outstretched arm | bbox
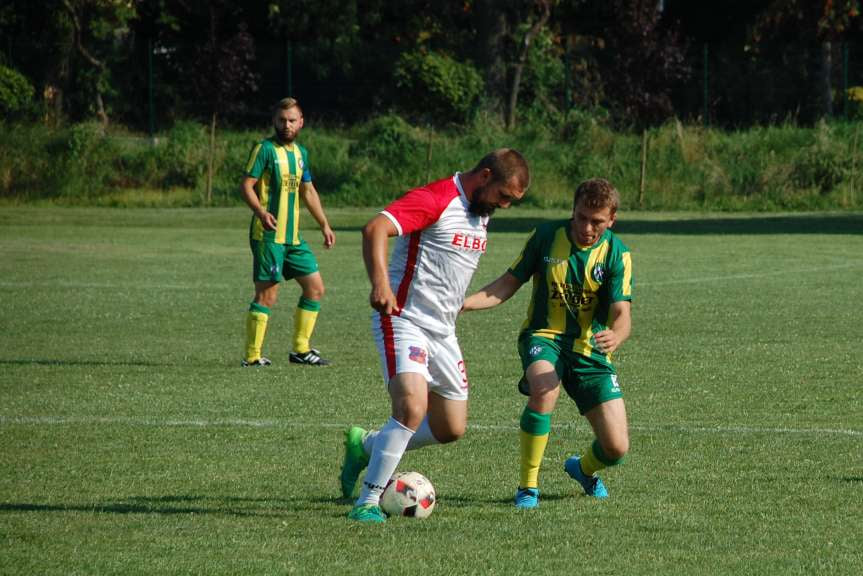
[462,271,523,312]
[300,181,335,248]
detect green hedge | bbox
[1,115,861,211]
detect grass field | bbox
[1,206,862,575]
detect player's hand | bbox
[258,211,277,231]
[593,329,622,354]
[369,284,399,315]
[322,226,335,249]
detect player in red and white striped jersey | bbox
[342,149,531,522]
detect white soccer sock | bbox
[362,416,439,453]
[405,416,439,450]
[356,417,415,506]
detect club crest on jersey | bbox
[409,346,428,365]
[592,264,606,283]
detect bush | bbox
[393,50,483,124]
[847,86,863,120]
[158,121,208,189]
[0,65,34,119]
[791,122,850,195]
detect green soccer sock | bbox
[519,407,552,489]
[581,438,624,476]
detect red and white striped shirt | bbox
[380,174,489,335]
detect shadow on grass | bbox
[0,359,171,368]
[0,494,334,518]
[484,213,863,236]
[441,492,570,507]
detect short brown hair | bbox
[273,97,302,115]
[472,148,530,190]
[574,178,619,214]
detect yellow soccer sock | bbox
[519,407,551,489]
[245,303,270,362]
[580,439,610,477]
[292,296,321,354]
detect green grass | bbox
[1,207,862,575]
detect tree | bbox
[750,0,863,121]
[160,0,258,202]
[507,0,552,129]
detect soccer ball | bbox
[380,471,436,518]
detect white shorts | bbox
[371,313,469,401]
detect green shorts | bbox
[518,334,622,414]
[250,238,319,283]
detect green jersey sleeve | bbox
[298,145,313,182]
[245,140,272,179]
[606,241,633,303]
[508,228,540,283]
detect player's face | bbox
[469,176,524,217]
[273,107,304,144]
[571,200,616,247]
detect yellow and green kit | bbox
[245,137,312,246]
[508,219,633,370]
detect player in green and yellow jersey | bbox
[240,97,336,367]
[463,178,632,508]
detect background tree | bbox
[161,0,258,202]
[750,0,863,121]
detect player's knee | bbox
[435,425,465,444]
[305,284,324,300]
[528,382,559,413]
[602,437,629,462]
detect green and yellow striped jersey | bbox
[245,138,312,245]
[508,219,633,367]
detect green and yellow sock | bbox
[580,438,624,476]
[245,302,270,362]
[292,296,321,354]
[519,407,552,489]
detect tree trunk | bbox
[475,0,510,119]
[506,1,551,129]
[815,40,833,119]
[207,111,217,205]
[62,0,109,128]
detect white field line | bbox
[638,262,863,287]
[2,262,860,291]
[1,415,860,438]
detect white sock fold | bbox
[405,416,439,450]
[362,416,439,453]
[356,417,415,506]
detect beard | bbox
[468,185,496,217]
[275,128,295,144]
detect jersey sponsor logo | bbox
[551,282,595,309]
[408,346,428,365]
[451,232,487,252]
[543,256,565,264]
[610,374,620,392]
[529,345,543,357]
[592,264,606,283]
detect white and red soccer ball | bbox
[380,471,436,519]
